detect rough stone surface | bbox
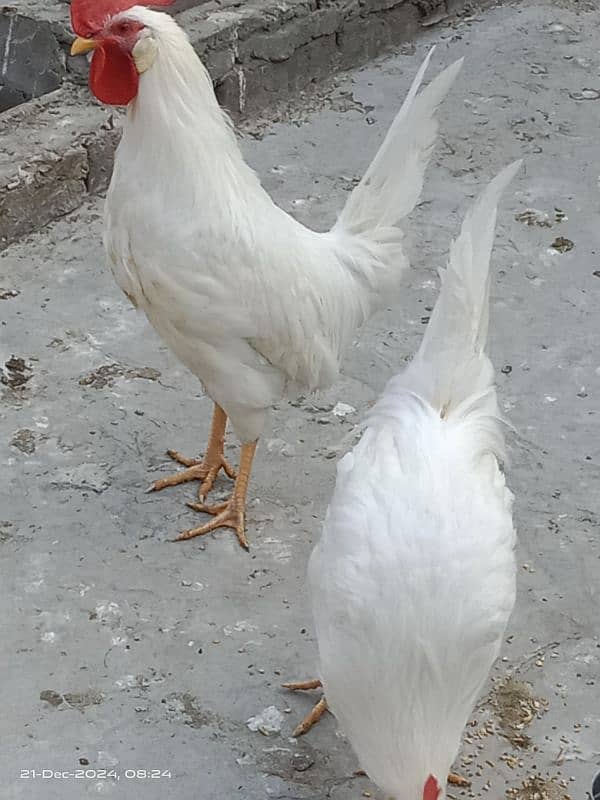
[1,2,599,798]
[0,10,65,111]
[0,0,465,250]
[0,87,112,248]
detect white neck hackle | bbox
[116,7,265,206]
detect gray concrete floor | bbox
[1,1,599,798]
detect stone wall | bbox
[0,0,214,112]
[0,0,460,113]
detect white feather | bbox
[104,9,461,442]
[308,164,521,799]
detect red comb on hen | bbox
[423,775,441,800]
[71,0,175,38]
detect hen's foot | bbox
[283,679,329,736]
[175,440,258,551]
[177,496,248,550]
[147,404,235,500]
[148,449,236,499]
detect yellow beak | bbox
[71,37,99,56]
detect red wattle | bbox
[89,40,139,106]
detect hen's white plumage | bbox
[104,8,462,443]
[308,163,521,799]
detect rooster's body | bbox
[71,2,461,546]
[306,164,520,799]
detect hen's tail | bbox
[400,161,522,422]
[335,48,463,238]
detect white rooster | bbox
[70,0,462,549]
[286,163,520,799]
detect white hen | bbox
[303,162,520,799]
[70,0,462,548]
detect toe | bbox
[187,501,228,515]
[292,697,328,737]
[149,463,206,492]
[166,449,202,467]
[221,457,237,480]
[282,679,323,691]
[174,502,249,550]
[198,469,219,500]
[235,522,249,551]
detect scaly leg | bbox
[283,679,471,788]
[177,441,258,550]
[148,404,236,500]
[282,679,329,736]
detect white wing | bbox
[104,29,461,439]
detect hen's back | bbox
[309,391,515,795]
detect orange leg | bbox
[148,404,236,500]
[283,679,330,736]
[177,440,257,550]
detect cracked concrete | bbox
[1,0,599,798]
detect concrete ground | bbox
[1,1,599,798]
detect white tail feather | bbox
[402,161,522,419]
[335,49,464,236]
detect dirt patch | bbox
[507,775,572,800]
[490,677,547,748]
[165,692,218,729]
[0,521,14,543]
[79,363,161,389]
[40,689,64,707]
[1,357,32,390]
[255,745,320,784]
[10,429,36,454]
[515,209,566,228]
[550,237,574,254]
[40,689,103,710]
[63,690,104,710]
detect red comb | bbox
[71,0,175,38]
[423,775,441,800]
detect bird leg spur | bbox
[282,679,329,736]
[179,440,257,550]
[148,403,236,500]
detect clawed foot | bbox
[148,448,236,499]
[177,496,248,550]
[146,404,257,551]
[282,678,329,736]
